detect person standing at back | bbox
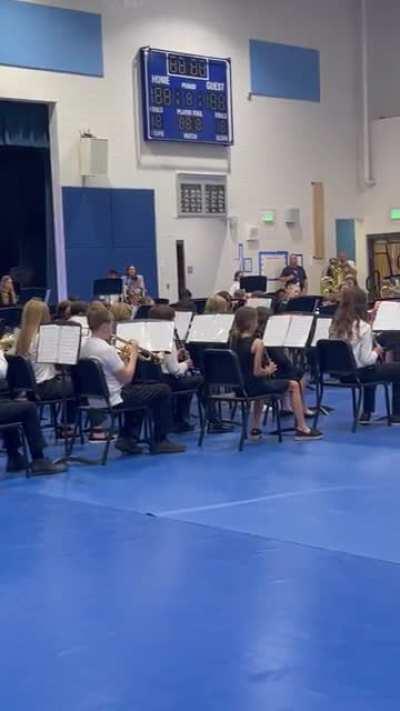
[280,255,308,294]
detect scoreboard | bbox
[140,47,233,145]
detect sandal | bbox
[250,428,263,441]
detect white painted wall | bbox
[367,0,400,121]
[0,0,362,299]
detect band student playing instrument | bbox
[330,286,400,424]
[0,275,17,307]
[231,306,323,441]
[80,304,185,454]
[148,304,204,432]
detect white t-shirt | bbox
[350,320,378,368]
[80,336,124,407]
[161,343,188,378]
[229,281,240,297]
[0,351,8,380]
[30,334,56,384]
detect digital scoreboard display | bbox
[140,47,233,145]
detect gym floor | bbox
[1,388,400,711]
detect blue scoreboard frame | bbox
[140,47,234,146]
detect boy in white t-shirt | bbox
[81,306,185,455]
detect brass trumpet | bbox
[111,335,163,364]
[0,333,16,353]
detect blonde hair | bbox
[110,302,132,322]
[204,295,228,314]
[16,299,50,356]
[0,275,16,304]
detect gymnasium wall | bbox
[366,0,400,121]
[0,0,362,298]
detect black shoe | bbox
[152,439,186,454]
[173,421,195,433]
[6,453,29,473]
[30,459,67,476]
[208,422,234,434]
[390,415,400,425]
[359,412,372,425]
[280,409,294,418]
[294,428,323,441]
[115,438,144,455]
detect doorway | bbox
[176,240,186,298]
[367,233,400,297]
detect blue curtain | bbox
[0,100,49,148]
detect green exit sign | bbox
[390,208,400,221]
[262,210,275,224]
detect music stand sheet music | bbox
[247,298,272,310]
[69,315,90,337]
[187,314,234,343]
[311,318,332,347]
[38,324,81,365]
[263,315,313,348]
[116,321,174,352]
[373,301,400,331]
[174,311,193,341]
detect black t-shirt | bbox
[280,265,307,288]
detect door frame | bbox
[176,240,186,298]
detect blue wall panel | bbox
[249,39,320,102]
[336,219,356,262]
[63,187,159,300]
[0,0,103,77]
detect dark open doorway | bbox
[0,100,55,296]
[367,233,400,297]
[176,240,186,298]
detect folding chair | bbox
[71,358,153,465]
[200,349,282,451]
[314,339,391,432]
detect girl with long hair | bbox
[231,306,322,440]
[16,299,75,428]
[0,275,17,306]
[330,286,400,423]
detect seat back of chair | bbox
[203,349,245,390]
[6,355,37,396]
[135,358,163,382]
[187,342,228,374]
[73,359,110,403]
[316,339,358,378]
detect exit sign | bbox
[390,208,400,221]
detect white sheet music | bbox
[38,324,81,365]
[247,298,272,310]
[285,315,314,348]
[311,318,332,347]
[69,315,90,337]
[116,321,174,352]
[187,314,234,343]
[263,315,291,347]
[174,311,193,341]
[373,301,400,331]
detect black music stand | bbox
[0,307,22,330]
[286,296,320,313]
[19,287,49,305]
[93,278,123,299]
[240,276,267,293]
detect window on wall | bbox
[177,173,227,217]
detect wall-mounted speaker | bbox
[80,137,108,177]
[284,207,300,224]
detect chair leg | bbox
[19,425,31,478]
[384,384,392,426]
[352,387,362,433]
[239,402,248,451]
[274,401,283,443]
[263,402,270,427]
[102,415,114,466]
[313,381,324,429]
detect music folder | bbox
[38,324,81,365]
[263,314,314,348]
[311,318,332,347]
[116,320,174,352]
[187,314,235,343]
[373,301,400,331]
[174,311,193,341]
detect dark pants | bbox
[37,376,76,424]
[0,400,45,459]
[114,382,172,442]
[162,373,204,423]
[357,364,400,413]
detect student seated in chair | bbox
[80,305,185,454]
[0,350,66,475]
[148,304,204,432]
[231,306,322,441]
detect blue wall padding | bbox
[63,188,159,299]
[0,0,103,77]
[249,39,320,102]
[336,219,356,262]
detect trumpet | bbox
[111,335,163,364]
[0,333,16,353]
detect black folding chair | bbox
[0,423,30,476]
[71,359,153,465]
[5,355,64,439]
[314,339,391,432]
[200,349,282,451]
